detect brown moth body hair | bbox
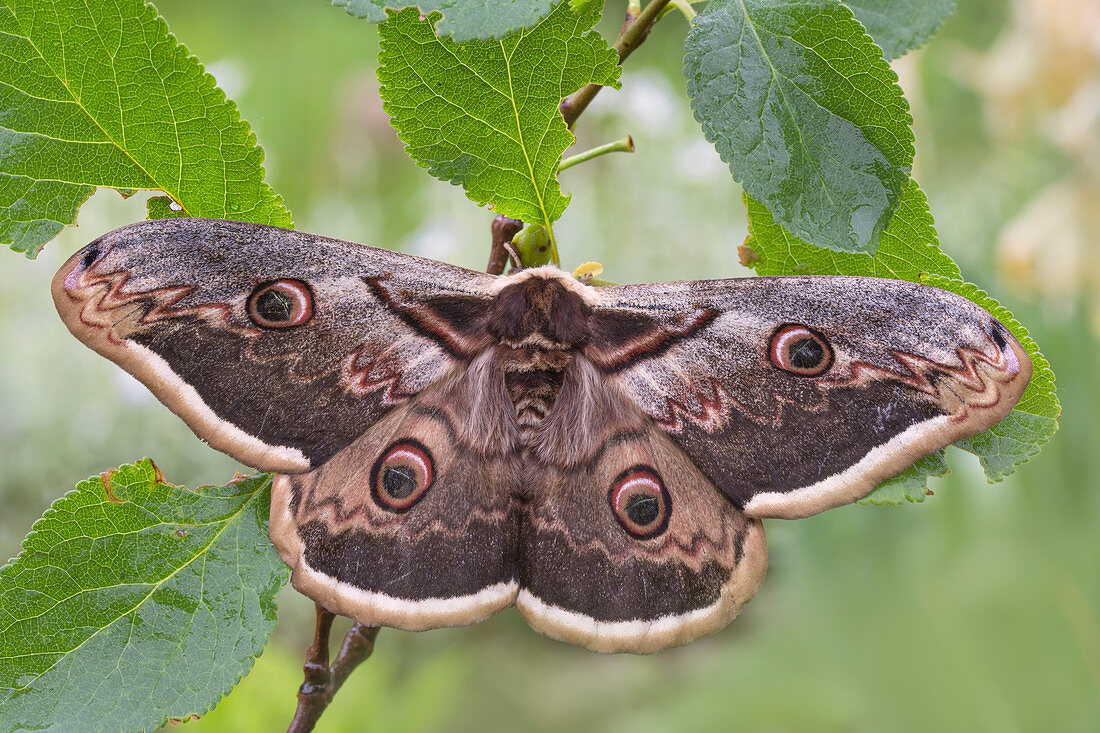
[52,219,1032,653]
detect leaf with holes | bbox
[0,0,291,258]
[0,460,289,731]
[685,0,914,253]
[378,2,620,240]
[743,180,1060,501]
[333,0,557,42]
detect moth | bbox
[53,218,1032,653]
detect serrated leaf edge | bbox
[4,0,291,258]
[0,460,282,726]
[686,0,916,254]
[843,0,958,60]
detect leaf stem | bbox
[558,136,635,172]
[665,0,698,21]
[287,605,381,733]
[560,0,675,128]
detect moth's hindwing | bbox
[518,420,767,654]
[270,377,521,630]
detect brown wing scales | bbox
[53,223,1032,652]
[517,361,767,653]
[270,377,521,631]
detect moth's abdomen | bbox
[505,366,566,437]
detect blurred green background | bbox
[1,1,1097,731]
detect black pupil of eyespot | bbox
[256,289,293,322]
[625,493,660,526]
[789,337,824,369]
[81,246,99,269]
[382,465,418,499]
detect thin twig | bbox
[330,623,381,690]
[498,3,672,269]
[287,605,335,732]
[559,0,675,128]
[491,3,670,275]
[487,215,525,274]
[287,606,381,733]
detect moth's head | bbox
[487,267,595,348]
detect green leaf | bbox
[845,0,956,60]
[741,180,959,280]
[857,451,948,506]
[743,178,1060,499]
[684,0,914,253]
[333,0,556,42]
[0,460,289,731]
[378,2,620,240]
[0,0,292,258]
[923,275,1061,480]
[569,0,600,12]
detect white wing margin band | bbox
[125,341,311,472]
[743,415,953,519]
